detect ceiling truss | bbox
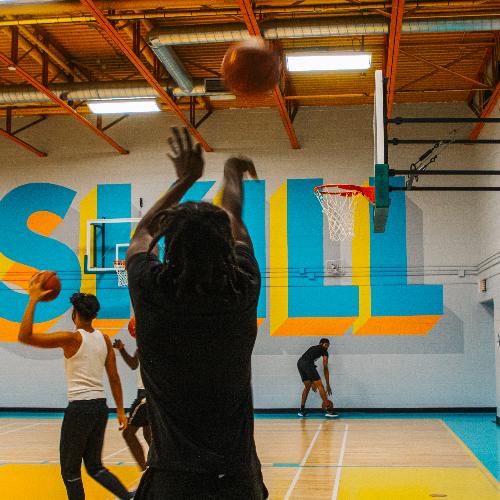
[0,0,499,154]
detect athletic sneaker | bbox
[325,408,339,418]
[297,409,308,417]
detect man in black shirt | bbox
[297,338,338,418]
[126,127,268,499]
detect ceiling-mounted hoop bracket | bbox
[314,184,375,205]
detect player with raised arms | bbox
[126,126,268,499]
[18,274,134,500]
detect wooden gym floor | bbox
[1,412,499,499]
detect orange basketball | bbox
[222,38,281,96]
[30,271,61,302]
[128,316,136,339]
[322,400,333,410]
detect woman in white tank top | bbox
[18,273,135,500]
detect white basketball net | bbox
[315,189,361,241]
[114,261,128,287]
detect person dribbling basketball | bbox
[126,127,268,499]
[297,338,338,418]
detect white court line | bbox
[0,423,40,436]
[0,423,16,430]
[103,438,147,461]
[283,423,323,500]
[331,424,349,500]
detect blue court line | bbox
[0,412,65,419]
[0,412,121,420]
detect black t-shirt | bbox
[127,244,261,474]
[298,345,329,365]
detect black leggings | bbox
[60,398,133,500]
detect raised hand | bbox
[167,126,204,182]
[28,272,55,303]
[225,156,258,180]
[113,339,124,350]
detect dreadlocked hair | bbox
[147,201,241,297]
[70,292,100,322]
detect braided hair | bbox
[70,292,100,322]
[147,201,241,297]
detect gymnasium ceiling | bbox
[0,0,499,154]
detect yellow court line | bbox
[440,419,500,493]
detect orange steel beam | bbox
[399,49,491,88]
[386,0,405,120]
[0,127,47,157]
[396,47,486,93]
[0,50,128,155]
[467,47,493,103]
[236,0,299,149]
[80,0,213,152]
[469,80,500,140]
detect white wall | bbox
[0,101,495,409]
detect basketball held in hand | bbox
[322,400,334,410]
[31,271,61,302]
[222,38,281,97]
[128,316,136,339]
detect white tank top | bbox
[64,329,108,402]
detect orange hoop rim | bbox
[314,184,375,204]
[314,184,363,197]
[113,260,126,269]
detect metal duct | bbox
[147,23,251,47]
[147,15,500,46]
[0,79,227,103]
[153,45,194,93]
[2,16,500,103]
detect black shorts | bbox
[128,389,149,428]
[297,360,321,383]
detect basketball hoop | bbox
[314,184,375,241]
[113,260,128,287]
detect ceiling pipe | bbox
[2,15,499,102]
[147,15,500,94]
[151,45,194,92]
[0,79,215,103]
[147,15,500,47]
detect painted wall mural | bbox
[0,177,442,343]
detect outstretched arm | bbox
[220,157,258,252]
[18,272,78,356]
[323,356,332,396]
[125,126,204,266]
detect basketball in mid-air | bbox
[128,316,136,339]
[322,400,334,410]
[222,38,281,96]
[30,271,61,302]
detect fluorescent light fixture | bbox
[208,94,237,101]
[286,53,372,72]
[87,99,161,114]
